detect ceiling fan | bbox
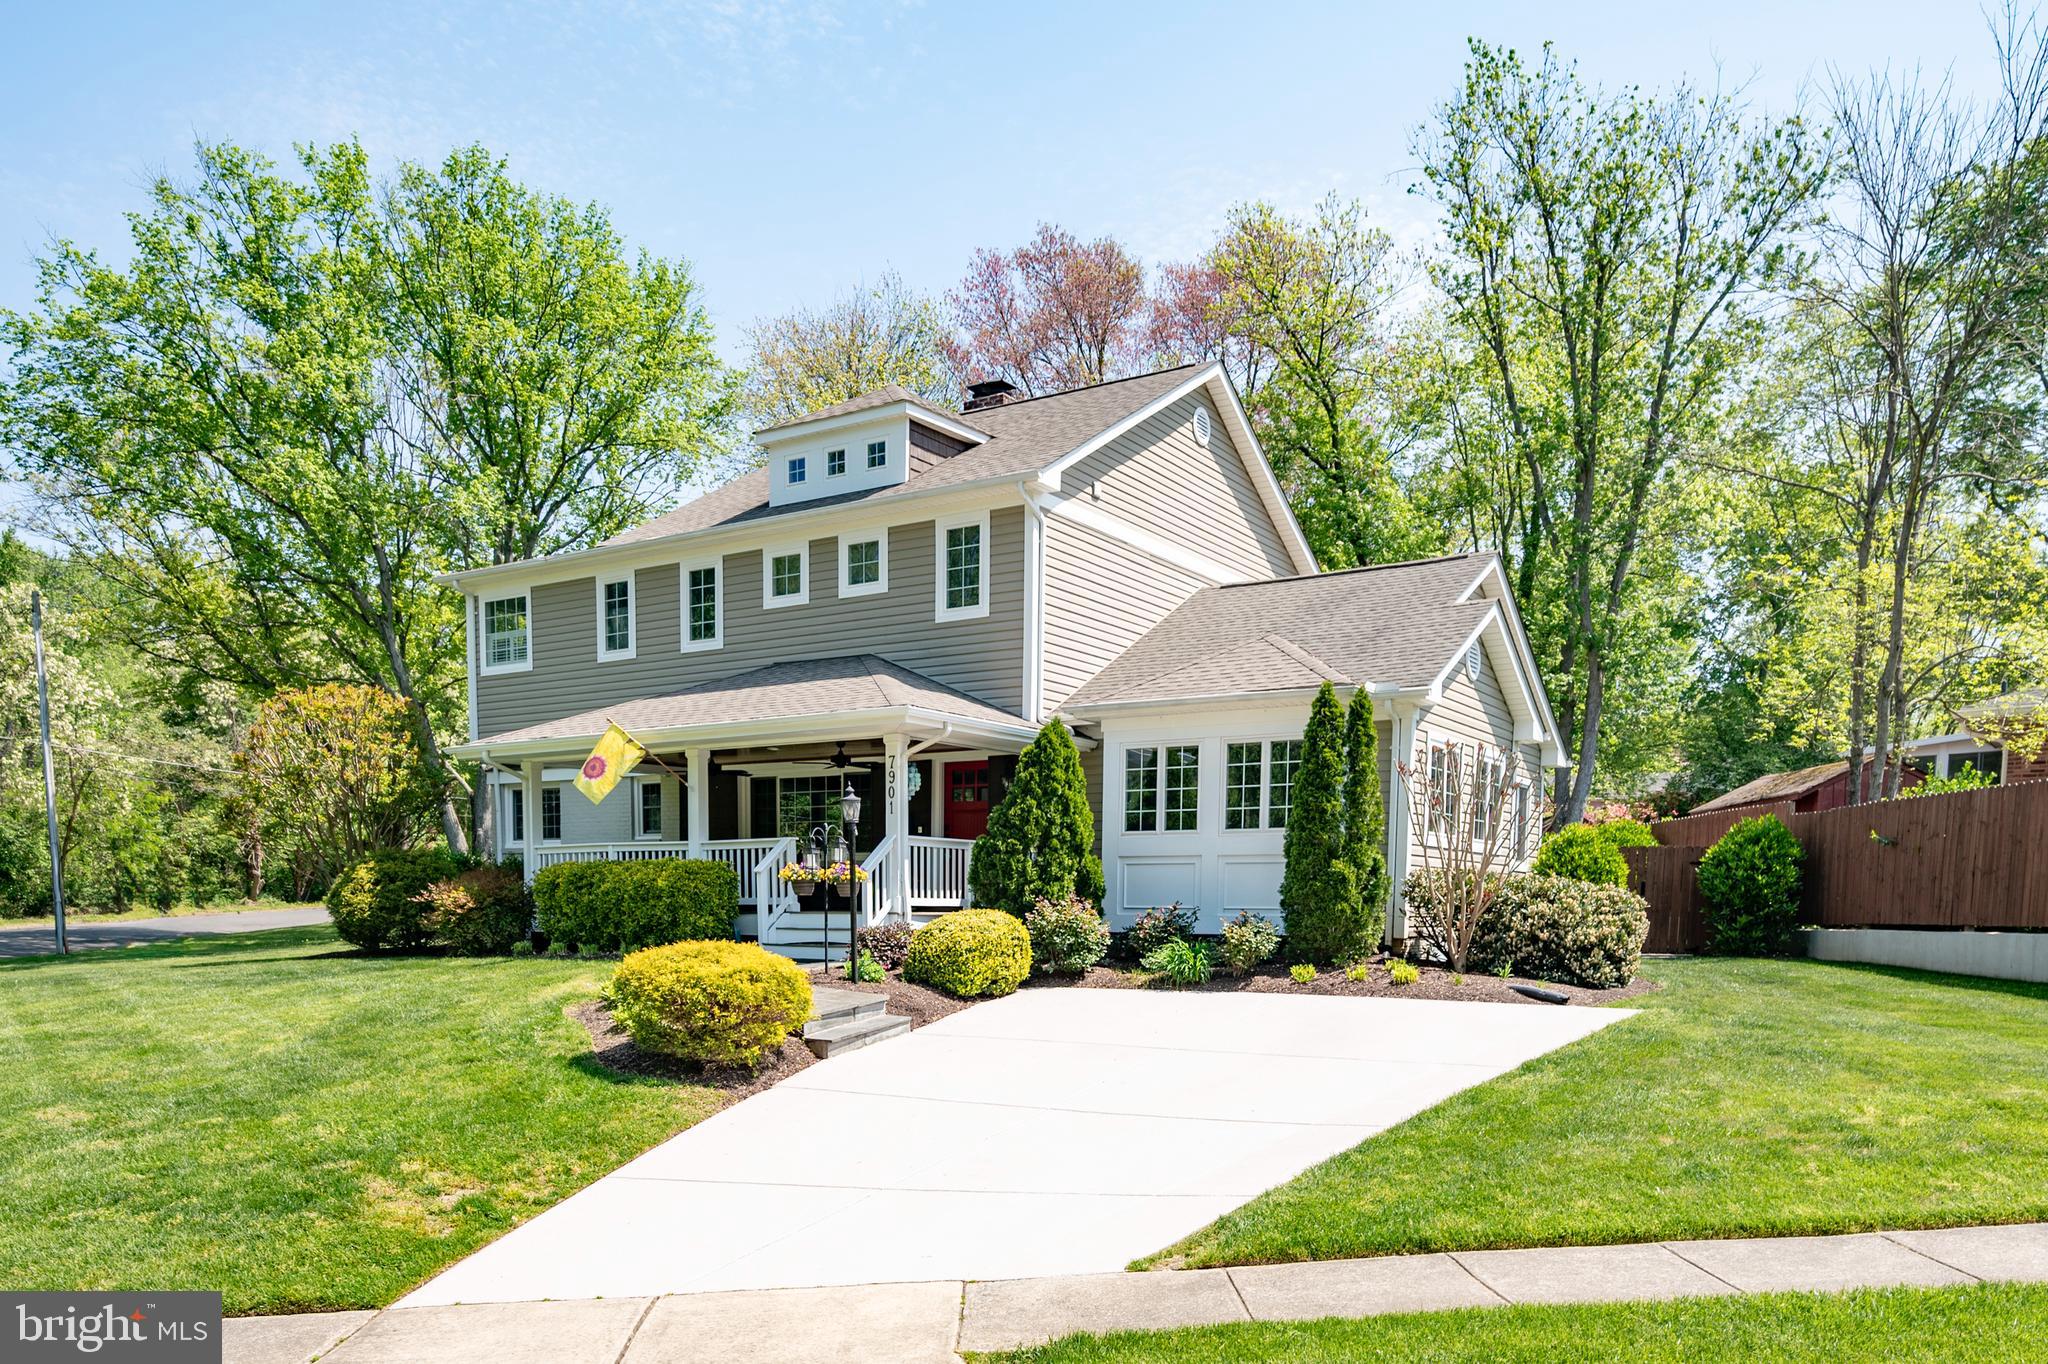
[824,741,884,773]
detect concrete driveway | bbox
[0,906,330,959]
[402,988,1631,1307]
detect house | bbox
[1691,757,1927,815]
[1954,688,2048,785]
[442,363,1566,959]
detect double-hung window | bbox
[866,439,888,469]
[540,787,562,843]
[598,577,634,659]
[1124,745,1200,833]
[764,544,808,608]
[841,535,886,597]
[637,780,663,839]
[1425,738,1465,839]
[681,560,721,650]
[481,593,530,673]
[935,512,988,621]
[826,447,847,477]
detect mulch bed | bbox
[1025,954,1662,1007]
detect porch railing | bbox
[858,833,901,927]
[525,838,785,906]
[908,835,975,908]
[754,836,800,941]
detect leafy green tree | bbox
[1340,687,1388,947]
[968,719,1104,915]
[1280,682,1363,964]
[742,271,958,432]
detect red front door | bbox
[945,762,992,840]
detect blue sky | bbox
[0,0,2011,359]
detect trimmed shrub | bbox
[1024,896,1110,975]
[1594,819,1658,852]
[1218,910,1281,977]
[1466,874,1649,988]
[327,847,462,950]
[417,865,532,954]
[533,857,738,952]
[1531,823,1630,886]
[854,920,914,971]
[1121,902,1196,963]
[904,909,1032,998]
[1341,687,1390,950]
[1142,938,1212,988]
[1696,813,1806,957]
[608,941,811,1067]
[1281,682,1369,964]
[969,719,1104,913]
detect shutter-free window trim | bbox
[480,592,531,674]
[934,510,990,621]
[680,559,723,651]
[597,576,635,660]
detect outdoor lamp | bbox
[841,783,863,830]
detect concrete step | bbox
[809,986,886,1027]
[803,1011,911,1059]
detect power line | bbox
[47,742,237,775]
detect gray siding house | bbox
[445,363,1564,958]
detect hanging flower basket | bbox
[816,861,869,898]
[777,864,819,896]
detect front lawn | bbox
[1146,958,2048,1269]
[976,1283,2048,1363]
[0,897,323,928]
[0,926,720,1314]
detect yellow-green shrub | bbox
[903,909,1031,998]
[607,941,812,1067]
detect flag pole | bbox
[31,590,67,955]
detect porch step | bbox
[809,986,887,1027]
[804,1011,911,1059]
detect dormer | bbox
[756,385,990,509]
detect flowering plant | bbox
[777,863,818,885]
[814,861,869,886]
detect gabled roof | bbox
[1691,760,1849,812]
[1063,554,1501,706]
[468,654,1027,750]
[753,384,973,436]
[603,365,1207,548]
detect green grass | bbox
[975,1283,2048,1363]
[1146,958,2048,1269]
[0,926,720,1314]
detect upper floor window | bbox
[1124,744,1201,833]
[682,561,722,651]
[637,779,663,839]
[842,534,886,597]
[481,593,530,673]
[787,455,807,485]
[826,447,847,477]
[867,439,888,469]
[765,544,808,608]
[935,512,988,621]
[598,577,634,659]
[540,786,563,842]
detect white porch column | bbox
[686,748,711,857]
[520,760,544,886]
[1384,703,1424,946]
[884,733,911,920]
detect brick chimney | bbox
[964,379,1021,413]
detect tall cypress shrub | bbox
[968,718,1105,915]
[1341,687,1389,949]
[1280,682,1362,964]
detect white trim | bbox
[865,436,890,470]
[784,453,810,486]
[756,397,989,448]
[762,541,810,609]
[478,589,534,675]
[464,594,479,741]
[839,531,889,598]
[824,445,849,478]
[1021,488,1046,720]
[678,556,724,652]
[633,775,665,839]
[934,509,991,622]
[1037,491,1242,587]
[595,573,637,661]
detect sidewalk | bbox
[223,1222,2048,1363]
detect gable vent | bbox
[1192,406,1212,446]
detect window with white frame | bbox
[866,438,888,469]
[842,535,886,596]
[1225,742,1262,830]
[1123,747,1159,832]
[1267,740,1303,828]
[1163,745,1199,831]
[1513,781,1532,860]
[826,447,847,477]
[481,593,530,672]
[787,455,807,484]
[1124,744,1201,834]
[598,577,634,658]
[936,513,987,620]
[765,545,807,607]
[682,561,721,650]
[540,787,562,842]
[1471,747,1508,844]
[637,779,663,838]
[505,787,525,844]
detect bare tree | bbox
[1396,738,1521,972]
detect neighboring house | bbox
[1955,688,2048,785]
[443,363,1565,959]
[1692,758,1927,816]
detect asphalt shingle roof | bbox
[1063,554,1497,709]
[752,384,974,435]
[1690,760,1849,812]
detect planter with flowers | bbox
[816,861,870,900]
[777,863,819,897]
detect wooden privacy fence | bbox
[1625,780,2048,952]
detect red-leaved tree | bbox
[948,224,1149,395]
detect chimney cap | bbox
[964,379,1021,412]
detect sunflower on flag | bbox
[574,722,647,805]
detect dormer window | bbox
[867,439,888,469]
[827,447,847,477]
[787,455,807,484]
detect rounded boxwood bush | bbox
[1467,874,1649,988]
[1594,819,1658,852]
[327,847,462,950]
[1023,896,1109,975]
[1532,824,1631,886]
[1696,813,1805,956]
[904,909,1032,998]
[607,940,812,1067]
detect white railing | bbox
[525,838,784,905]
[858,833,902,926]
[754,836,800,942]
[907,835,975,908]
[701,838,786,906]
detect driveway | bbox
[401,988,1632,1307]
[0,906,331,959]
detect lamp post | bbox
[839,782,863,977]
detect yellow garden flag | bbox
[574,722,647,805]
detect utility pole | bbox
[31,589,66,954]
